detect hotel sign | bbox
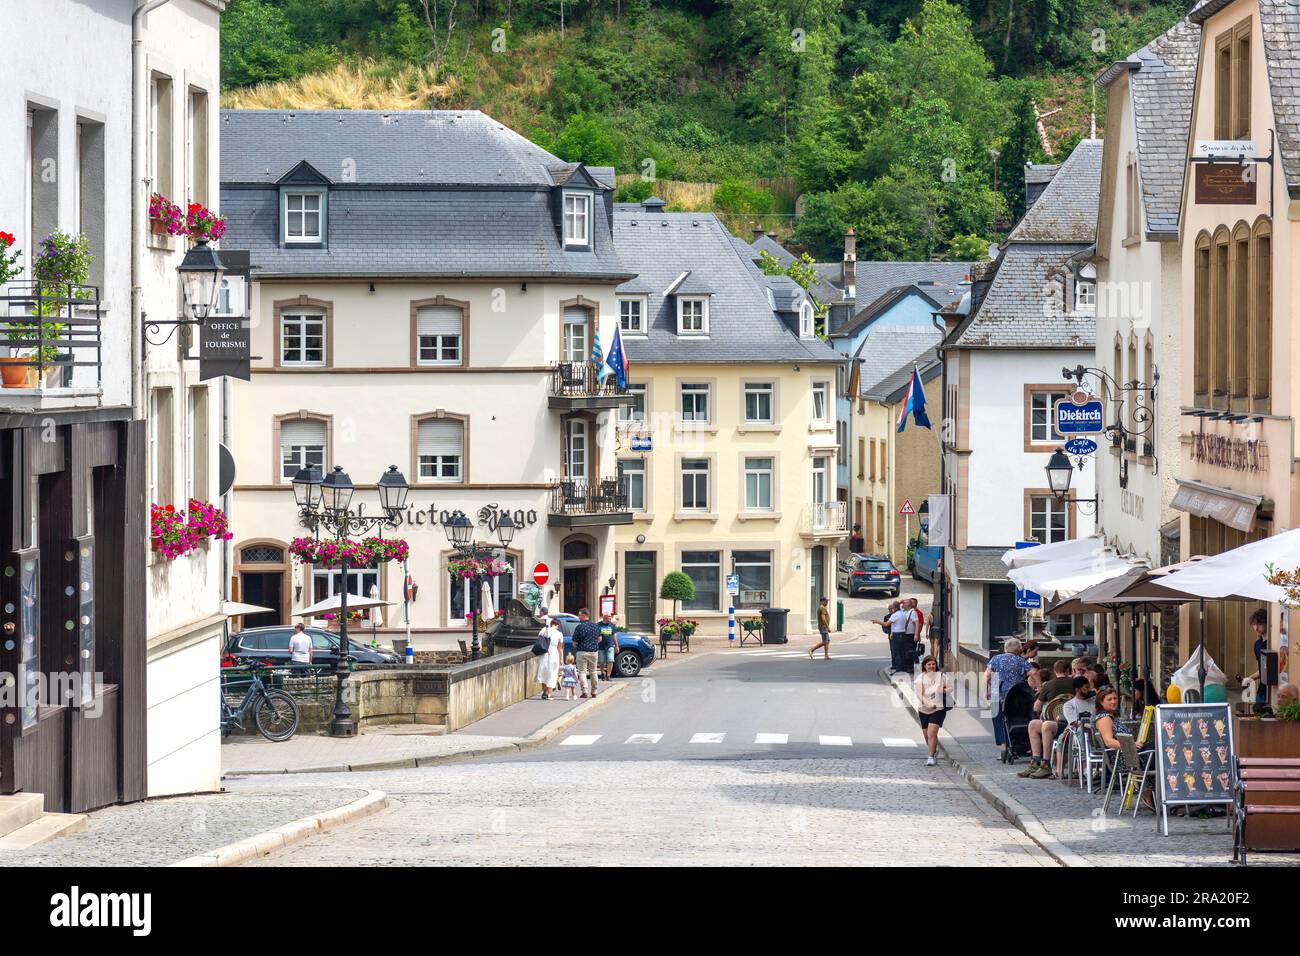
[1194,162,1256,205]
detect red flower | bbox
[0,231,14,246]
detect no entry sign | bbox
[532,562,550,586]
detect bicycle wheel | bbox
[253,689,300,742]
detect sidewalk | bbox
[882,669,1300,867]
[0,785,376,867]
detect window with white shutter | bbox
[280,418,327,481]
[563,306,590,363]
[417,418,464,482]
[416,305,464,365]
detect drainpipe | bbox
[933,311,952,668]
[131,0,174,418]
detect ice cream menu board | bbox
[1153,703,1235,834]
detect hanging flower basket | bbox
[447,556,509,579]
[150,499,234,560]
[148,193,185,236]
[289,535,410,568]
[185,202,227,242]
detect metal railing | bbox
[0,281,102,389]
[550,476,630,515]
[550,361,628,398]
[220,662,339,706]
[805,500,848,534]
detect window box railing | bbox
[550,476,630,515]
[0,281,102,390]
[550,361,628,399]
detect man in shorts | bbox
[597,611,619,681]
[809,597,832,660]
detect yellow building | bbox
[612,201,846,636]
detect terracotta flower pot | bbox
[149,218,169,237]
[0,356,33,388]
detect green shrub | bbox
[659,571,695,620]
[712,179,775,216]
[615,178,657,203]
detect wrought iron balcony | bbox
[548,476,633,527]
[0,282,103,405]
[802,500,848,537]
[548,361,631,410]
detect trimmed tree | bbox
[659,572,695,622]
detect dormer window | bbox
[283,189,325,244]
[563,191,591,247]
[678,297,708,335]
[799,301,815,338]
[1075,262,1097,312]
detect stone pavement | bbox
[0,786,368,867]
[883,670,1300,867]
[236,756,1053,867]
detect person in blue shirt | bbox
[984,637,1031,746]
[570,609,603,698]
[597,612,620,681]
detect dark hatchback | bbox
[224,625,402,668]
[549,614,655,678]
[837,554,901,597]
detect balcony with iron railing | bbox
[801,500,848,538]
[548,476,633,528]
[0,281,103,408]
[548,361,631,411]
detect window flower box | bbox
[148,193,185,237]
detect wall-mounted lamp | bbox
[636,533,646,544]
[521,282,528,293]
[368,281,376,294]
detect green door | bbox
[625,552,656,631]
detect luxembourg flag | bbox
[896,365,932,433]
[604,325,629,390]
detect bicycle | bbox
[220,662,300,742]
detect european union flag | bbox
[604,326,628,390]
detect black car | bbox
[225,625,401,668]
[837,554,901,597]
[549,614,655,678]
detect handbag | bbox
[530,634,549,656]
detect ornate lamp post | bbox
[442,509,515,661]
[292,463,409,737]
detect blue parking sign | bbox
[1014,541,1042,609]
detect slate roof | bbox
[220,109,630,281]
[613,211,840,365]
[853,325,944,396]
[949,243,1095,349]
[750,234,798,267]
[1097,17,1200,238]
[953,547,1011,583]
[835,285,945,339]
[1257,0,1300,198]
[1007,139,1103,243]
[865,347,942,405]
[221,109,606,187]
[811,260,971,312]
[1024,163,1061,185]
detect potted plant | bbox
[656,617,678,640]
[149,193,185,237]
[11,230,93,387]
[185,202,226,242]
[0,229,25,387]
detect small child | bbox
[560,653,579,700]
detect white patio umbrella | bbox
[1152,527,1300,603]
[1000,534,1104,570]
[294,593,396,617]
[221,601,274,617]
[1006,551,1140,603]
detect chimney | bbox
[641,197,667,213]
[752,227,766,240]
[842,227,857,300]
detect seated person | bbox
[1278,682,1299,707]
[1036,660,1075,713]
[1019,661,1076,779]
[1093,686,1154,808]
[1053,677,1095,777]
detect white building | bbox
[938,142,1102,668]
[137,0,227,799]
[221,110,631,649]
[1092,16,1200,683]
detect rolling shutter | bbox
[418,419,463,457]
[280,419,326,447]
[416,305,462,338]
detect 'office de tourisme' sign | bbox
[1054,394,1105,436]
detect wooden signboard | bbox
[1153,702,1235,836]
[1194,162,1257,205]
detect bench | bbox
[1232,756,1300,865]
[659,630,691,655]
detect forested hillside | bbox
[220,0,1185,259]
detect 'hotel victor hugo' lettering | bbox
[364,501,538,531]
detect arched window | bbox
[1193,231,1211,404]
[563,539,592,561]
[1231,221,1251,407]
[1253,218,1272,413]
[1211,226,1231,410]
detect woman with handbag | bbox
[915,655,953,766]
[534,617,563,700]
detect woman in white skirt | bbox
[536,617,564,699]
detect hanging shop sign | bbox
[1064,437,1099,456]
[1194,162,1257,205]
[198,316,251,381]
[1193,140,1259,160]
[628,434,652,452]
[1054,394,1105,435]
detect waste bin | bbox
[760,607,789,644]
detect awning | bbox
[1000,534,1104,570]
[1170,479,1264,533]
[1152,526,1300,603]
[1006,551,1139,603]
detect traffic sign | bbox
[725,574,740,595]
[1064,437,1099,456]
[899,498,916,516]
[1014,541,1042,610]
[532,562,550,586]
[1054,395,1105,435]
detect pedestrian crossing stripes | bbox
[556,732,924,748]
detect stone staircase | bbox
[0,793,87,850]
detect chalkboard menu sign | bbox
[1153,703,1235,836]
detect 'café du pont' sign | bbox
[1054,392,1105,436]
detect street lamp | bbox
[295,463,409,737]
[442,509,516,661]
[1045,447,1099,512]
[177,237,226,322]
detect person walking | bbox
[904,598,923,670]
[915,655,952,766]
[535,616,563,700]
[598,612,620,681]
[289,622,313,666]
[983,637,1031,748]
[809,597,833,660]
[560,654,579,700]
[877,601,916,674]
[571,608,602,698]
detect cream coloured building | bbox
[220,110,632,647]
[612,201,846,636]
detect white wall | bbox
[145,629,222,797]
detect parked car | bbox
[837,554,901,597]
[549,613,655,678]
[224,625,402,668]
